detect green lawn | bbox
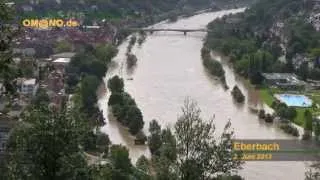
[294,108,306,126]
[259,88,275,106]
[259,87,312,127]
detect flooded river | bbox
[98,8,308,180]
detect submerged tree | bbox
[306,162,320,180]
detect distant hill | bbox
[12,0,254,20]
[205,0,320,80]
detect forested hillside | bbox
[205,0,320,82]
[13,0,253,20]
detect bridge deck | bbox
[126,28,209,32]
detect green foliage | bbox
[107,75,124,94]
[296,62,309,81]
[68,51,107,80]
[272,102,297,121]
[3,107,91,179]
[107,75,144,135]
[14,0,230,21]
[315,121,320,141]
[148,120,163,155]
[174,98,243,179]
[0,2,18,95]
[201,47,225,79]
[304,110,313,131]
[66,43,117,93]
[95,44,118,65]
[136,155,150,173]
[126,106,144,135]
[32,88,50,107]
[153,155,179,180]
[89,164,113,180]
[205,0,320,81]
[279,123,299,137]
[129,36,137,47]
[126,53,138,67]
[147,119,177,162]
[109,145,132,174]
[231,85,245,103]
[55,40,72,53]
[159,128,177,161]
[80,75,100,112]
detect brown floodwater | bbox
[98,8,309,180]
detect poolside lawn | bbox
[259,87,309,127]
[308,92,320,115]
[259,88,275,106]
[294,108,306,126]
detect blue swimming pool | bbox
[274,94,313,107]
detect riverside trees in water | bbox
[107,75,145,136]
[231,85,245,103]
[138,31,147,45]
[64,43,118,126]
[201,46,227,87]
[126,36,139,68]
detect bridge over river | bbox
[125,28,210,35]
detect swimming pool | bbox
[274,94,313,107]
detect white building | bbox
[51,52,75,60]
[21,78,38,96]
[309,13,320,31]
[52,57,71,72]
[0,83,5,95]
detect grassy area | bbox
[259,87,315,127]
[294,108,306,126]
[259,88,274,106]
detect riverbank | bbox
[207,48,308,132]
[202,4,320,135]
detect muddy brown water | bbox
[98,8,308,180]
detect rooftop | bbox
[53,57,71,64]
[84,25,101,29]
[262,73,306,85]
[23,78,36,85]
[262,73,297,80]
[51,52,76,59]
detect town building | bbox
[20,78,38,96]
[309,13,320,31]
[47,70,64,93]
[0,83,5,95]
[52,58,71,73]
[51,52,76,60]
[261,73,306,90]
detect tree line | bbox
[65,43,118,127]
[107,75,144,136]
[2,95,246,180]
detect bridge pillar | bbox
[183,31,187,36]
